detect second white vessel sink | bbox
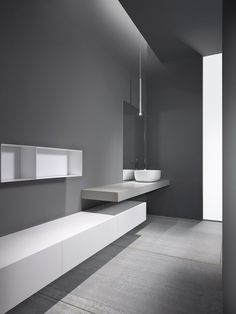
[123,169,135,181]
[134,170,161,182]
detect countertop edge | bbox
[82,179,170,202]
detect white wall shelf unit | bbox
[0,201,146,313]
[0,144,82,182]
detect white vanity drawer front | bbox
[0,243,62,314]
[62,218,117,274]
[117,202,146,238]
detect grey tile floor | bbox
[9,215,222,314]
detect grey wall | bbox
[0,0,143,236]
[223,1,236,312]
[0,0,204,237]
[147,55,203,220]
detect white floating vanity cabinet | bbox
[0,144,82,182]
[0,201,146,314]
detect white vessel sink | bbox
[134,170,161,182]
[123,169,135,181]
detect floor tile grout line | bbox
[39,289,124,314]
[38,291,96,314]
[147,214,223,225]
[134,220,222,244]
[64,291,125,314]
[112,242,222,267]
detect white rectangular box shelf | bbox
[1,144,82,182]
[1,144,36,182]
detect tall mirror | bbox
[123,101,145,171]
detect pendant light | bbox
[139,36,142,116]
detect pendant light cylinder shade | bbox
[139,36,142,116]
[139,77,142,116]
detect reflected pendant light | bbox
[139,36,142,116]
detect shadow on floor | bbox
[9,222,148,314]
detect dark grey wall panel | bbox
[147,56,202,220]
[223,1,236,312]
[0,0,142,236]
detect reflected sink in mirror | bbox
[123,169,135,181]
[134,170,161,182]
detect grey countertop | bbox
[81,179,170,202]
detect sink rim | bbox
[134,169,161,173]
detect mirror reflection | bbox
[123,101,145,174]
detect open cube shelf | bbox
[1,144,82,182]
